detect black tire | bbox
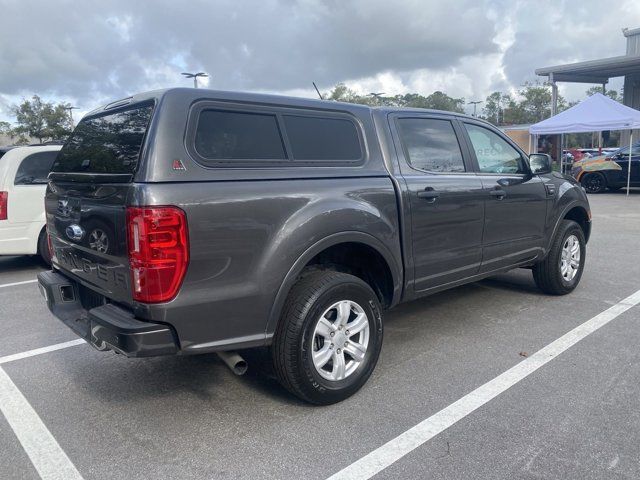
[533,220,586,295]
[37,227,51,267]
[581,172,606,193]
[271,269,383,405]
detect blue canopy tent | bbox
[530,93,640,195]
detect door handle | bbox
[489,188,507,200]
[417,188,440,202]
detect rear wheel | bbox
[272,269,383,404]
[533,220,585,295]
[581,172,606,193]
[37,228,51,266]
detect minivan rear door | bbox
[46,102,154,305]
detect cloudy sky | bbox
[2,0,640,122]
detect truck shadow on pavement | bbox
[65,270,546,408]
[67,348,303,407]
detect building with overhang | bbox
[503,27,640,157]
[536,27,640,143]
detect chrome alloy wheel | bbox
[311,300,370,381]
[88,229,109,253]
[560,234,581,281]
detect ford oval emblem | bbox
[65,224,85,242]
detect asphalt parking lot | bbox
[1,191,639,480]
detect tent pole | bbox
[627,131,633,197]
[560,134,564,173]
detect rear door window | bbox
[52,103,154,174]
[397,118,466,173]
[194,110,286,161]
[283,115,362,161]
[14,151,59,184]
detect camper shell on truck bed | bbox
[39,88,591,404]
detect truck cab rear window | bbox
[194,110,286,161]
[52,104,154,174]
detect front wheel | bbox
[533,220,586,295]
[581,172,606,193]
[271,269,383,405]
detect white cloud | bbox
[1,0,640,123]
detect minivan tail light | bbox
[0,192,7,220]
[126,206,189,303]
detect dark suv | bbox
[38,89,591,404]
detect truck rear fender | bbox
[263,209,402,340]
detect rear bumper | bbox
[0,221,41,255]
[37,270,178,357]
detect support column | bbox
[550,73,558,116]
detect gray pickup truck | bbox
[38,88,591,404]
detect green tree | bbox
[325,84,465,113]
[404,91,465,112]
[516,82,566,123]
[11,95,72,143]
[326,83,374,105]
[482,91,514,125]
[0,120,29,145]
[585,86,622,101]
[0,121,11,135]
[483,83,567,125]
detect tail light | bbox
[0,192,7,220]
[126,206,189,303]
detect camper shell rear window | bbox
[52,102,154,175]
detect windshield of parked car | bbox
[611,141,640,157]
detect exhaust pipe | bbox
[216,351,248,376]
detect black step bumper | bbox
[37,270,178,357]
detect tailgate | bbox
[45,101,155,304]
[46,181,133,304]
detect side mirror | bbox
[529,153,552,175]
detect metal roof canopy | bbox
[536,55,640,84]
[536,28,640,116]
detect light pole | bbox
[64,106,78,130]
[181,72,209,88]
[368,92,386,106]
[468,100,483,117]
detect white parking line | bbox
[0,366,83,479]
[327,288,640,480]
[0,339,86,366]
[0,279,38,289]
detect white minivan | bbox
[0,145,61,264]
